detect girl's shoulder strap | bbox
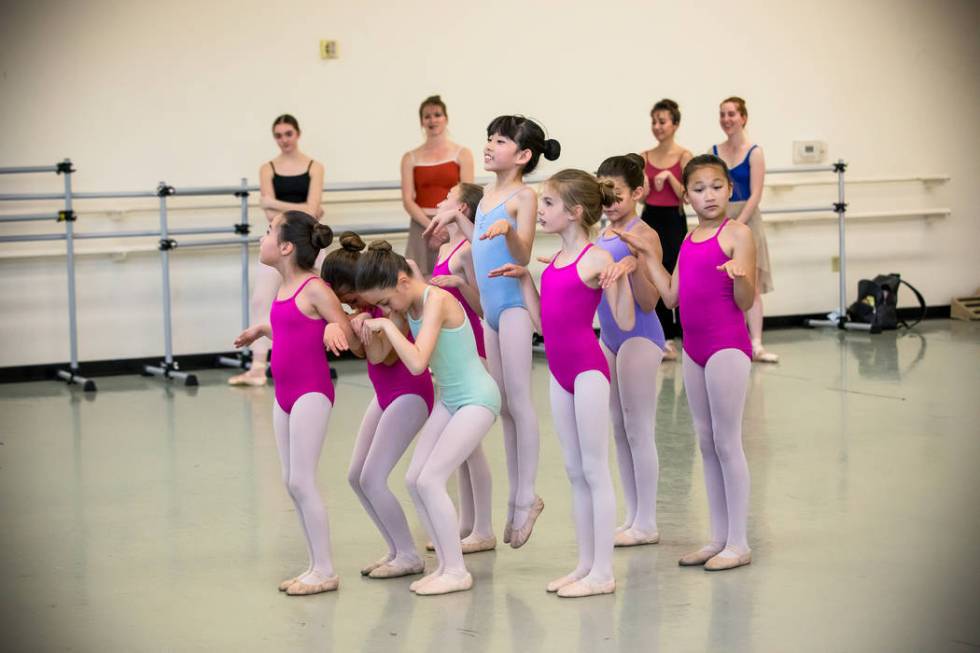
[288,276,323,300]
[447,239,467,261]
[306,159,314,173]
[577,242,595,263]
[711,144,719,156]
[270,161,278,175]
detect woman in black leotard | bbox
[229,114,325,386]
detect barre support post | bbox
[53,159,96,391]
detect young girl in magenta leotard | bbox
[617,154,755,571]
[234,211,358,595]
[426,116,561,548]
[426,183,496,553]
[489,169,635,597]
[320,232,434,580]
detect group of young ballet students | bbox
[234,111,757,599]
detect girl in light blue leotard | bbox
[426,114,561,548]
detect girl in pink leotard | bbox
[489,169,635,598]
[617,154,756,572]
[320,232,435,580]
[425,183,497,554]
[234,211,358,596]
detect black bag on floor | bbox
[846,273,926,332]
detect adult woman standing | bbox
[640,99,692,361]
[400,95,474,275]
[711,97,778,363]
[229,114,325,385]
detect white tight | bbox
[273,392,335,581]
[682,349,751,553]
[406,403,496,576]
[603,338,663,535]
[456,443,494,539]
[348,394,429,561]
[484,307,540,528]
[549,371,616,583]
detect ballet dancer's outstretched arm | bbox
[718,223,757,311]
[597,258,637,332]
[478,187,537,265]
[234,323,272,348]
[422,205,475,244]
[486,263,542,333]
[362,289,456,375]
[614,227,678,309]
[601,223,662,312]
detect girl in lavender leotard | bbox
[234,211,359,595]
[595,154,667,548]
[616,154,756,572]
[489,169,635,598]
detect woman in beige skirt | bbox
[400,95,474,274]
[711,96,778,362]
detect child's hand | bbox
[488,263,528,279]
[427,226,450,249]
[716,259,749,280]
[600,256,637,289]
[234,326,263,348]
[422,208,457,240]
[430,274,463,288]
[322,323,350,356]
[536,254,555,264]
[610,228,647,255]
[348,312,368,339]
[362,317,390,333]
[480,219,511,240]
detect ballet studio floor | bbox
[1,322,978,653]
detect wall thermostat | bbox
[793,140,826,164]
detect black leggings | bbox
[640,204,687,340]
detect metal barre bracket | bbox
[158,238,177,251]
[833,161,847,173]
[834,202,848,213]
[57,210,77,222]
[157,183,175,197]
[234,189,250,198]
[56,160,75,175]
[234,223,250,235]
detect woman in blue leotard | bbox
[425,115,560,549]
[713,96,778,363]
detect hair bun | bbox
[625,153,644,169]
[543,138,561,161]
[339,231,366,253]
[598,178,619,207]
[311,223,334,249]
[367,240,393,253]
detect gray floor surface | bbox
[1,323,978,652]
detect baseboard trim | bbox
[0,306,952,384]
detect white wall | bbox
[1,0,977,366]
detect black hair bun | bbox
[339,231,366,253]
[543,138,561,161]
[311,223,334,249]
